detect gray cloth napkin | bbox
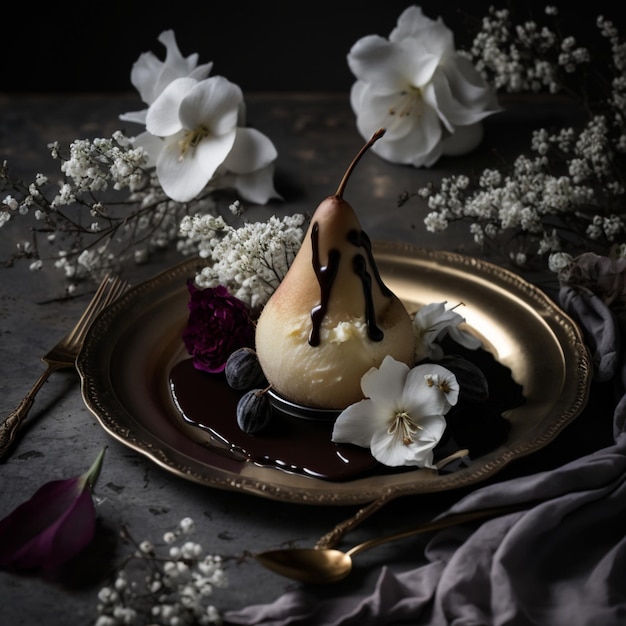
[225,284,626,626]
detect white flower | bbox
[120,30,213,126]
[348,5,500,167]
[331,356,458,468]
[134,75,280,204]
[119,31,280,205]
[413,301,481,360]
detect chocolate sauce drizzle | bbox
[309,222,340,346]
[347,229,393,297]
[309,223,392,346]
[352,254,384,342]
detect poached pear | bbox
[255,130,414,410]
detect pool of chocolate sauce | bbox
[169,339,523,482]
[169,359,379,481]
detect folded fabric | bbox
[560,286,619,383]
[224,276,626,626]
[225,437,626,626]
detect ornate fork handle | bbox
[0,364,65,461]
[0,274,128,462]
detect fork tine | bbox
[1,273,130,461]
[68,275,128,347]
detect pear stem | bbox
[335,128,386,198]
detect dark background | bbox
[3,1,625,94]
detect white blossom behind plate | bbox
[407,7,626,270]
[348,5,500,167]
[123,31,281,205]
[119,29,214,126]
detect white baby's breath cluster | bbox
[463,5,591,94]
[178,206,307,312]
[1,131,222,291]
[410,7,626,271]
[95,517,227,626]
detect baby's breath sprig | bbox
[178,206,307,313]
[406,6,626,272]
[0,131,223,293]
[94,517,227,626]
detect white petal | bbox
[418,415,448,444]
[155,30,213,90]
[447,325,482,350]
[349,80,368,114]
[369,428,408,466]
[354,90,415,141]
[430,65,500,128]
[119,109,148,125]
[397,39,441,87]
[360,355,409,401]
[369,105,443,166]
[146,77,197,136]
[155,130,236,202]
[347,35,407,93]
[189,62,214,81]
[390,6,454,53]
[218,164,282,205]
[371,414,446,468]
[413,302,469,341]
[441,56,501,119]
[419,142,445,168]
[404,414,447,468]
[128,31,214,108]
[414,302,447,329]
[194,131,237,177]
[179,76,242,136]
[402,364,455,414]
[129,50,165,105]
[222,128,278,174]
[331,400,379,448]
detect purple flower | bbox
[183,282,255,373]
[0,447,105,572]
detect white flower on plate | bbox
[133,75,280,204]
[120,30,214,126]
[348,5,500,167]
[413,301,481,360]
[331,356,458,468]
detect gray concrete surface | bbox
[0,93,600,625]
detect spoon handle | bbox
[315,491,397,549]
[345,503,527,558]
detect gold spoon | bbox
[255,503,527,584]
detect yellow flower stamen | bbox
[425,374,451,394]
[388,86,423,119]
[177,126,210,161]
[388,410,422,446]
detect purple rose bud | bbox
[0,447,106,572]
[182,282,255,374]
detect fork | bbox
[0,274,129,461]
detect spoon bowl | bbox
[254,503,528,584]
[256,548,353,584]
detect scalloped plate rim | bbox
[76,242,592,506]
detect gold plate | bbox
[77,242,591,506]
